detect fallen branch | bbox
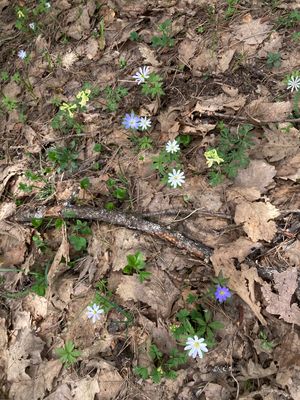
[14,205,213,259]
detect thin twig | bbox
[14,205,213,259]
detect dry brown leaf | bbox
[284,240,300,266]
[245,99,292,122]
[157,106,180,134]
[261,267,300,325]
[178,38,197,64]
[211,238,266,325]
[240,360,277,380]
[47,227,69,287]
[96,361,123,400]
[234,201,280,242]
[233,15,272,45]
[227,186,261,203]
[0,162,27,197]
[276,153,300,181]
[0,202,16,221]
[138,44,161,67]
[257,31,282,58]
[61,51,78,69]
[71,377,100,400]
[0,221,31,267]
[234,160,276,194]
[191,47,217,73]
[217,49,235,73]
[116,268,180,318]
[22,293,48,320]
[44,384,72,400]
[193,93,246,113]
[85,37,98,60]
[262,125,300,162]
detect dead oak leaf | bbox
[116,268,180,318]
[261,267,300,325]
[245,99,292,123]
[138,44,161,67]
[234,201,280,242]
[234,160,276,194]
[262,125,300,162]
[276,153,300,181]
[233,16,272,45]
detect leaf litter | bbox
[0,1,300,399]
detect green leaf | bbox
[150,368,163,384]
[80,177,90,190]
[134,366,149,379]
[138,270,151,282]
[149,344,163,361]
[208,320,224,330]
[69,235,87,251]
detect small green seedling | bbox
[2,96,18,112]
[0,71,9,82]
[259,331,275,351]
[151,19,174,48]
[47,142,79,172]
[123,251,151,282]
[225,0,239,18]
[130,135,153,151]
[266,52,281,68]
[134,344,187,383]
[56,340,81,367]
[141,72,164,98]
[276,10,300,29]
[130,31,140,41]
[104,85,128,112]
[80,177,90,190]
[107,178,128,202]
[69,220,92,251]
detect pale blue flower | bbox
[122,111,140,129]
[132,66,150,85]
[86,303,104,323]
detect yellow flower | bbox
[76,89,91,107]
[60,102,77,118]
[204,149,224,168]
[17,10,25,18]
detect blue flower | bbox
[215,285,231,303]
[122,111,140,130]
[18,49,27,60]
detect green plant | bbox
[80,177,90,190]
[119,57,127,69]
[130,31,140,41]
[56,340,81,367]
[69,220,92,251]
[151,19,174,48]
[2,96,17,112]
[131,135,153,151]
[152,146,181,181]
[47,141,79,172]
[141,72,164,98]
[259,331,275,351]
[292,32,300,42]
[93,143,102,153]
[0,71,9,82]
[266,52,281,68]
[172,307,223,347]
[208,122,254,185]
[32,234,47,252]
[225,0,239,18]
[123,251,151,282]
[276,10,300,28]
[107,178,128,201]
[134,344,187,383]
[104,85,128,112]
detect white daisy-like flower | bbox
[165,139,180,154]
[45,2,51,8]
[132,66,150,85]
[167,169,185,188]
[184,335,208,359]
[86,303,104,323]
[139,116,151,131]
[18,49,27,60]
[287,76,300,92]
[29,22,36,30]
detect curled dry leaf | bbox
[261,267,300,325]
[211,238,266,325]
[138,43,161,67]
[178,38,197,64]
[233,16,272,46]
[234,201,280,242]
[284,240,300,266]
[234,160,276,194]
[193,93,246,113]
[71,377,100,400]
[276,153,300,181]
[239,360,277,380]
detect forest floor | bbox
[0,0,300,399]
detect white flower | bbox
[166,139,180,154]
[132,66,150,85]
[29,22,36,30]
[45,2,51,8]
[86,303,104,323]
[287,76,300,92]
[18,49,27,60]
[167,169,185,188]
[184,335,208,359]
[139,116,151,130]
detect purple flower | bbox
[122,111,140,130]
[215,285,231,303]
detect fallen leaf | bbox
[262,125,300,162]
[234,160,276,194]
[211,238,266,325]
[276,153,300,181]
[204,383,231,400]
[217,49,235,73]
[62,51,78,69]
[138,44,161,67]
[0,202,16,221]
[191,47,218,74]
[234,16,272,45]
[245,99,292,122]
[193,94,246,113]
[240,360,277,380]
[0,162,27,197]
[85,37,98,60]
[284,240,300,266]
[71,377,100,400]
[178,38,197,64]
[0,221,31,267]
[261,267,300,325]
[116,268,180,318]
[234,201,280,242]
